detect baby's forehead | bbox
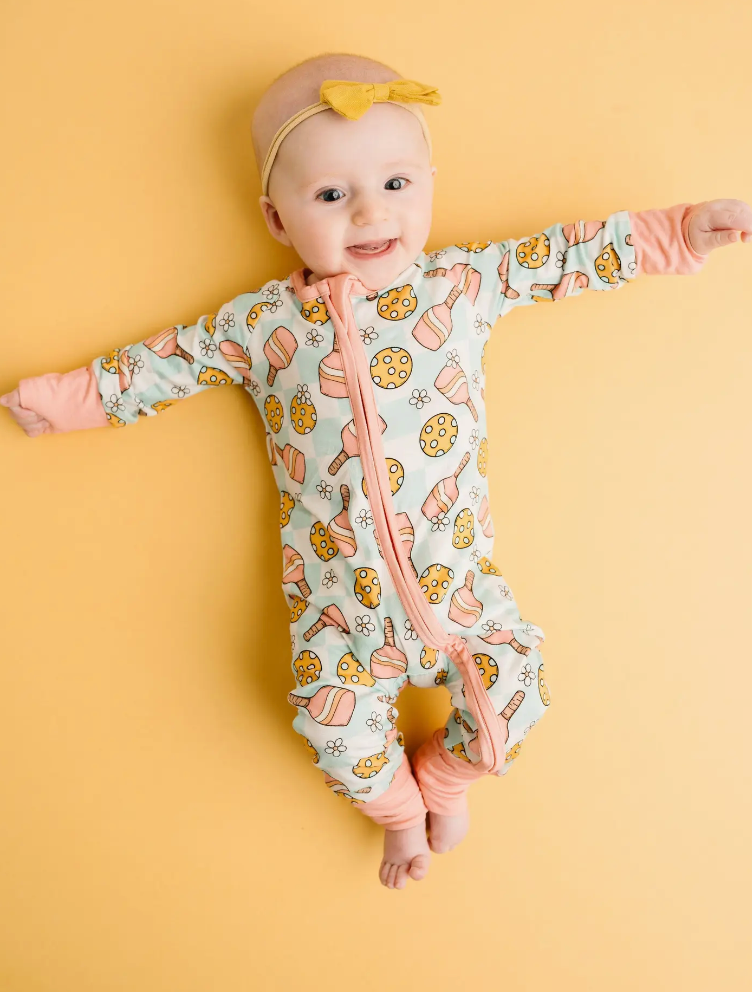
[278,103,428,172]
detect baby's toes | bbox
[409,853,430,881]
[386,862,400,889]
[393,864,410,889]
[379,859,392,886]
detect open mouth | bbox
[346,238,397,258]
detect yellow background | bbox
[1,1,751,989]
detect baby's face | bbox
[259,103,436,286]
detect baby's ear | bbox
[258,195,293,247]
[431,165,438,178]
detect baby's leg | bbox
[413,633,551,852]
[287,630,430,888]
[412,724,483,853]
[359,751,432,889]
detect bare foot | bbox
[427,809,470,853]
[379,821,431,889]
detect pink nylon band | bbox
[355,752,429,830]
[17,365,109,433]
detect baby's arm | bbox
[1,295,261,437]
[483,199,752,324]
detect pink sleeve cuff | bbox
[17,365,110,433]
[628,202,709,276]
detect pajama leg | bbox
[413,632,552,814]
[354,751,427,829]
[287,626,427,829]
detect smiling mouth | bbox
[347,239,396,256]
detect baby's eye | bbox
[385,178,408,191]
[317,188,344,202]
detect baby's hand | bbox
[0,388,51,438]
[687,199,752,254]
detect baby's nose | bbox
[351,193,389,226]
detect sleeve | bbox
[484,203,708,326]
[17,294,263,433]
[629,202,708,276]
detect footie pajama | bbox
[17,203,707,827]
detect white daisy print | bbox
[305,328,324,347]
[325,738,347,756]
[171,384,190,398]
[469,485,480,504]
[219,311,236,331]
[409,388,430,410]
[316,480,333,500]
[355,615,375,635]
[105,394,124,414]
[263,284,280,301]
[518,663,535,687]
[469,429,480,450]
[428,249,446,261]
[445,348,460,369]
[367,713,383,733]
[404,619,417,641]
[498,583,513,600]
[200,338,218,358]
[472,371,480,390]
[430,511,449,533]
[322,570,338,589]
[355,508,373,529]
[249,379,261,396]
[360,326,378,344]
[129,354,145,375]
[555,250,567,269]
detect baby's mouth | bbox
[347,238,397,257]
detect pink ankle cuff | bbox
[356,752,428,830]
[412,728,486,816]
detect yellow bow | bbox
[319,78,441,121]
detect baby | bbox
[3,51,751,891]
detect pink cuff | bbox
[628,202,708,276]
[17,365,109,433]
[412,728,486,815]
[356,752,428,830]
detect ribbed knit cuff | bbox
[17,365,109,433]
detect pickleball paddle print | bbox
[89,212,636,802]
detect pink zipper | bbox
[321,278,506,774]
